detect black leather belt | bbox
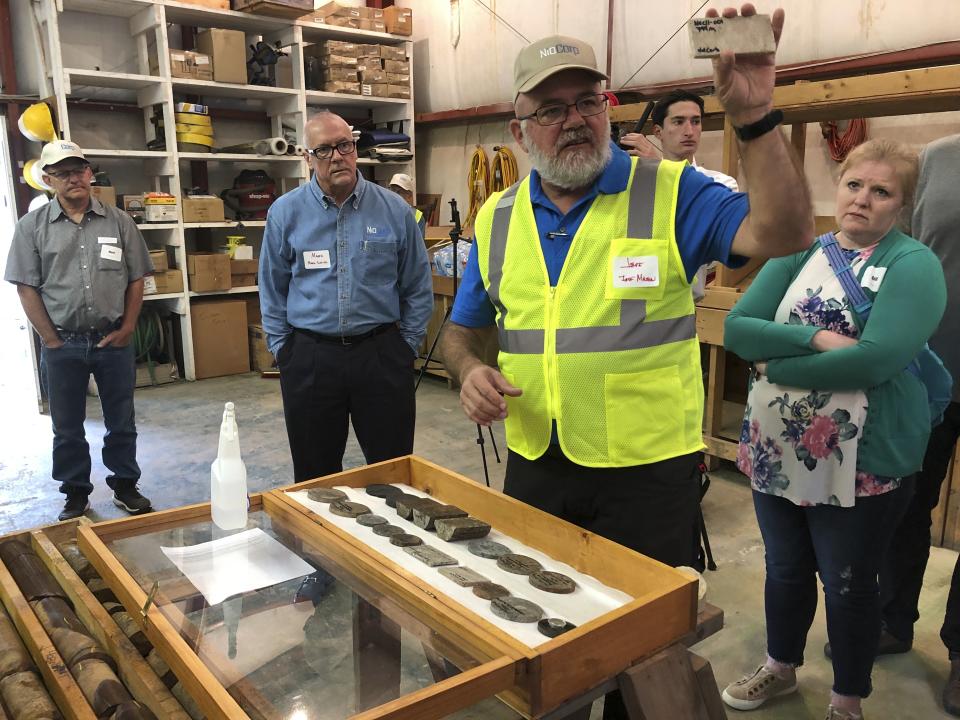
[294,323,395,346]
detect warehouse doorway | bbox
[0,117,43,415]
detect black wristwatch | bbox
[733,109,784,141]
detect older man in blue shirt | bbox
[259,111,433,482]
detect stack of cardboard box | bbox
[144,248,185,296]
[153,49,213,80]
[304,39,361,95]
[301,2,387,32]
[304,40,410,98]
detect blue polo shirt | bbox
[451,143,749,327]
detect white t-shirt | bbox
[692,160,739,191]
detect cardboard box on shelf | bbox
[361,83,390,98]
[379,45,407,61]
[248,324,275,372]
[383,58,410,74]
[356,57,382,72]
[191,300,250,379]
[387,84,411,99]
[355,43,381,57]
[135,361,179,388]
[232,0,312,18]
[164,50,192,79]
[187,253,231,292]
[358,18,386,32]
[311,1,361,18]
[148,249,169,273]
[144,270,184,295]
[182,196,226,223]
[313,15,359,28]
[180,0,229,7]
[90,185,116,208]
[320,54,358,68]
[386,72,410,84]
[244,296,262,323]
[359,68,387,84]
[143,194,178,223]
[358,6,384,20]
[197,28,247,85]
[322,67,359,83]
[322,81,360,95]
[306,41,359,59]
[230,259,258,288]
[383,6,413,35]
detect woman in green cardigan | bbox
[721,138,946,720]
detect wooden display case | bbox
[76,456,697,720]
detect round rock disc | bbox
[491,596,543,623]
[472,582,510,600]
[329,500,371,518]
[307,488,347,503]
[537,618,577,638]
[387,492,420,509]
[389,533,423,547]
[528,570,576,594]
[468,539,512,559]
[357,514,388,527]
[496,553,543,575]
[373,523,405,537]
[365,484,403,500]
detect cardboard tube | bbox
[218,137,287,155]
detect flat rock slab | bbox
[306,488,347,503]
[403,545,458,567]
[357,514,388,527]
[373,524,405,537]
[529,570,576,594]
[472,582,510,600]
[438,566,489,587]
[468,540,512,559]
[687,14,775,58]
[412,504,468,531]
[389,533,424,547]
[491,596,543,623]
[329,500,371,518]
[365,484,403,500]
[435,517,491,541]
[396,496,439,520]
[496,553,543,576]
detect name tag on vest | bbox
[612,255,659,288]
[304,250,331,269]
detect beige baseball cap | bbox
[39,140,87,170]
[388,173,414,193]
[513,35,608,98]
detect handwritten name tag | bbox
[100,245,122,262]
[861,266,886,292]
[304,250,331,269]
[97,236,117,244]
[612,255,659,288]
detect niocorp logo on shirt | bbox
[540,43,580,59]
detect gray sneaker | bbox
[722,664,798,711]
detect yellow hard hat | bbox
[23,159,52,192]
[18,103,58,143]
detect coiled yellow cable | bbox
[491,145,518,192]
[464,145,490,228]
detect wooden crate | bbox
[78,456,697,719]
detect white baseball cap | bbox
[39,140,87,170]
[388,173,414,193]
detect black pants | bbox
[505,447,701,720]
[277,326,416,482]
[880,401,960,649]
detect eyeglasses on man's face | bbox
[46,165,90,181]
[516,93,609,127]
[309,140,357,160]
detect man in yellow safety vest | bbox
[441,5,812,577]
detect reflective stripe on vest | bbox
[487,162,695,354]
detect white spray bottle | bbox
[211,402,248,530]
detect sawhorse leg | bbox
[617,645,726,720]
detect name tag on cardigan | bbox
[612,255,660,288]
[303,250,331,269]
[861,266,886,292]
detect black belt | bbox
[294,323,395,346]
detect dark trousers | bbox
[754,481,914,698]
[880,402,960,648]
[277,326,416,483]
[505,447,701,720]
[41,335,139,497]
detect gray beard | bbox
[522,118,612,191]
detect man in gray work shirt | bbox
[5,141,154,521]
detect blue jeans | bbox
[753,479,914,698]
[41,332,140,497]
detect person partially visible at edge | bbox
[621,88,739,300]
[258,111,433,483]
[439,4,813,717]
[876,133,960,717]
[721,138,946,720]
[388,172,426,239]
[4,140,155,522]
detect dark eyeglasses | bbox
[46,166,90,180]
[516,93,609,127]
[309,140,357,160]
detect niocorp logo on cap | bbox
[540,43,581,59]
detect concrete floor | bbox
[1,371,957,719]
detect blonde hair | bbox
[838,139,919,224]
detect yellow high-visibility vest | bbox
[475,157,704,467]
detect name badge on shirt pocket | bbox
[98,236,118,244]
[861,266,886,292]
[100,245,123,262]
[304,250,331,269]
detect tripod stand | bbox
[416,199,501,487]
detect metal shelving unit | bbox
[41,0,416,380]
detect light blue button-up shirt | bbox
[259,172,433,355]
